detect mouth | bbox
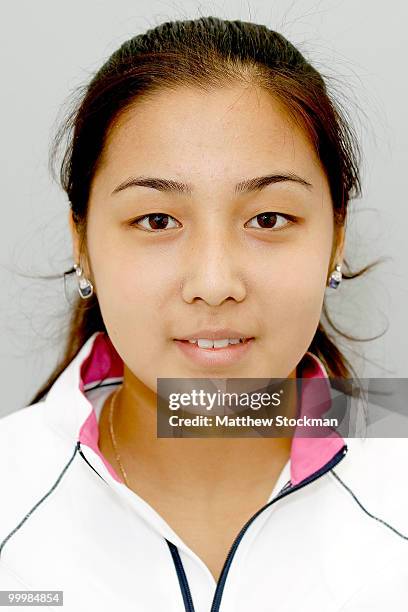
[175,337,254,349]
[173,337,255,367]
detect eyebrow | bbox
[111,172,313,196]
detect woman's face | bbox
[70,84,343,388]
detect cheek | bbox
[95,259,171,388]
[95,257,172,333]
[260,261,325,335]
[255,243,329,375]
[88,216,171,307]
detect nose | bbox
[180,226,247,306]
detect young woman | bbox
[1,16,407,612]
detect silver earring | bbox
[327,263,342,289]
[73,263,94,299]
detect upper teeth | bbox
[188,338,245,348]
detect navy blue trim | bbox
[166,540,196,612]
[331,469,408,541]
[0,441,111,559]
[83,380,122,393]
[0,443,79,558]
[77,441,108,484]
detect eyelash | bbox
[128,212,298,233]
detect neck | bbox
[107,364,298,496]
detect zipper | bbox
[78,440,347,612]
[166,541,196,612]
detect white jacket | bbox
[0,331,407,611]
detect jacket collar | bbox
[43,331,345,487]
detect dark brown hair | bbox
[30,16,385,404]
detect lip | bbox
[173,337,255,367]
[174,328,253,341]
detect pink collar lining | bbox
[78,332,344,486]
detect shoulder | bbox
[0,402,75,544]
[0,402,48,454]
[0,401,46,435]
[0,401,60,462]
[337,436,408,486]
[330,436,408,536]
[0,399,76,472]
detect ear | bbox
[68,209,80,264]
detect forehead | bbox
[95,84,325,189]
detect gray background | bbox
[1,0,407,417]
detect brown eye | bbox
[246,212,293,231]
[130,213,180,232]
[129,211,295,233]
